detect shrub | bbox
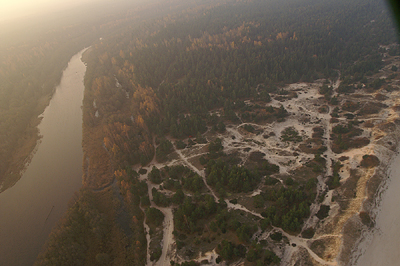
[149,166,162,184]
[316,205,330,220]
[176,140,187,149]
[301,228,315,239]
[280,127,302,142]
[360,154,380,168]
[146,207,164,227]
[270,232,282,241]
[359,211,373,227]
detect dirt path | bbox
[173,143,219,201]
[155,207,174,266]
[144,167,176,266]
[141,205,152,266]
[224,200,263,219]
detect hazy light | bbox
[0,0,88,22]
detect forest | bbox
[30,0,399,265]
[82,0,397,147]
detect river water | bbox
[0,49,87,266]
[353,151,400,265]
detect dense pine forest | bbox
[17,0,399,265]
[82,0,397,168]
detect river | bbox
[0,49,87,266]
[353,151,400,265]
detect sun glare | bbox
[0,0,85,22]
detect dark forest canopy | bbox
[83,0,398,141]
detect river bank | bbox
[348,126,400,265]
[0,49,87,266]
[0,93,53,193]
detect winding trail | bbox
[142,166,175,266]
[154,207,174,266]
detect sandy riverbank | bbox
[320,109,400,265]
